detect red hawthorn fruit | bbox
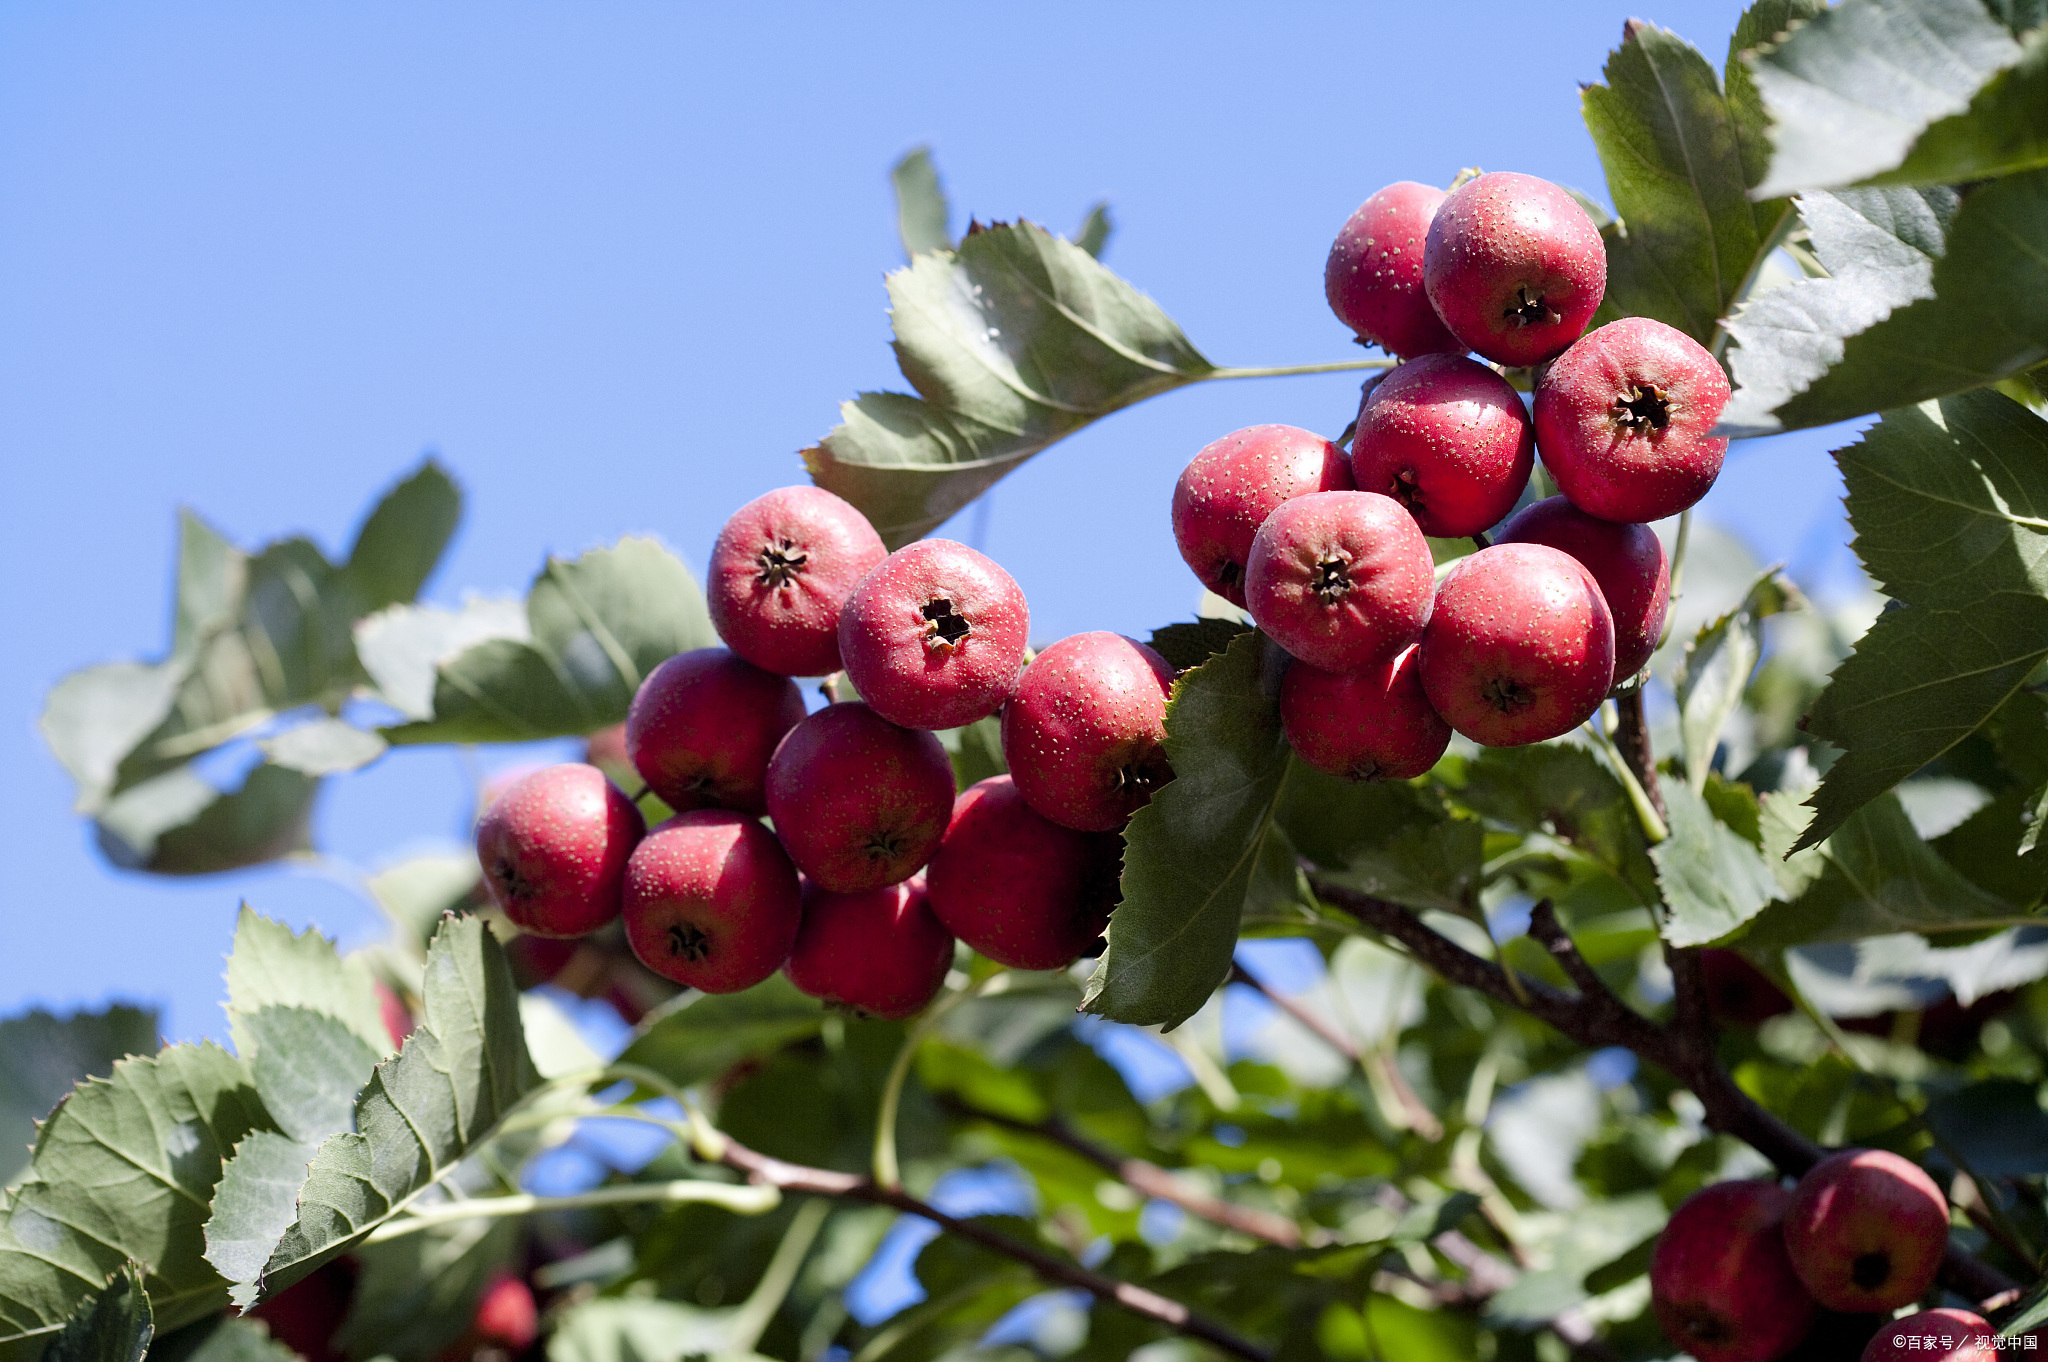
[1534,316,1731,523]
[1783,1148,1951,1313]
[1350,354,1536,538]
[925,776,1121,970]
[1001,632,1176,833]
[1495,496,1669,680]
[1324,182,1467,359]
[837,539,1030,730]
[1243,490,1435,673]
[476,764,645,937]
[371,980,414,1053]
[1650,1180,1819,1362]
[247,1257,357,1362]
[708,485,887,677]
[785,877,955,1019]
[764,702,957,892]
[472,1271,540,1350]
[624,647,806,815]
[621,809,802,992]
[1699,948,1795,1028]
[1423,170,1606,367]
[1861,1309,1996,1361]
[584,722,632,782]
[1171,425,1354,608]
[1279,645,1450,781]
[1418,543,1614,746]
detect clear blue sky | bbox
[0,1,1861,1042]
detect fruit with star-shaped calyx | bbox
[476,763,645,937]
[1651,1179,1819,1362]
[785,877,954,1019]
[1243,490,1434,673]
[1495,496,1668,681]
[625,647,806,815]
[765,701,956,892]
[1171,425,1353,608]
[1350,353,1535,537]
[1423,170,1605,367]
[1324,182,1466,359]
[708,485,887,677]
[1280,645,1449,781]
[1783,1148,1951,1313]
[1002,632,1176,832]
[838,539,1030,729]
[621,809,802,992]
[925,776,1121,970]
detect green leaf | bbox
[365,855,482,957]
[1083,632,1291,1028]
[339,460,461,614]
[1280,768,1483,917]
[37,663,187,815]
[1924,1079,2048,1177]
[851,1218,1044,1362]
[1797,392,2048,849]
[615,974,824,1092]
[1742,791,2023,947]
[255,719,386,776]
[1074,200,1114,259]
[239,916,540,1303]
[353,596,528,722]
[158,1317,296,1362]
[1727,0,1831,190]
[1582,20,1774,343]
[336,1218,519,1362]
[383,537,716,744]
[1485,1193,1667,1326]
[1748,0,2030,195]
[1677,570,1797,791]
[546,1296,758,1362]
[803,221,1216,547]
[935,715,1006,790]
[0,1043,270,1348]
[47,1264,150,1362]
[0,1006,160,1190]
[1451,746,1658,903]
[1653,783,1783,946]
[94,765,318,877]
[1146,618,1250,673]
[1727,169,2048,434]
[222,908,391,1062]
[890,146,953,258]
[1875,27,2048,186]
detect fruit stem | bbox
[1586,703,1669,844]
[724,1196,832,1355]
[873,971,1011,1189]
[1206,357,1398,381]
[361,1178,780,1242]
[1656,508,1693,649]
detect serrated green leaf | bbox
[339,460,461,614]
[383,537,715,744]
[615,974,824,1092]
[1798,392,2048,849]
[1145,618,1250,673]
[891,146,952,258]
[1654,783,1783,946]
[935,715,1005,790]
[366,855,482,958]
[803,221,1215,548]
[94,765,318,878]
[0,1006,160,1191]
[354,596,528,722]
[1748,0,2027,196]
[240,916,539,1304]
[1074,200,1113,259]
[0,1044,270,1348]
[255,719,386,776]
[1582,20,1773,343]
[1452,745,1658,904]
[36,663,187,816]
[1872,26,2048,186]
[1727,169,2048,434]
[546,1296,757,1362]
[1727,0,1830,188]
[47,1264,149,1362]
[223,908,391,1062]
[159,1317,296,1362]
[2024,781,2048,855]
[1083,632,1291,1028]
[1678,570,1796,791]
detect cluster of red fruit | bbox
[476,485,1164,1018]
[1651,1148,2006,1361]
[1172,171,1727,775]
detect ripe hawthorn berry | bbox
[1783,1149,1951,1313]
[925,775,1121,970]
[1001,632,1175,833]
[1534,316,1730,523]
[1171,424,1353,608]
[476,763,645,937]
[1862,1309,1997,1361]
[838,538,1030,730]
[1349,353,1535,537]
[1324,182,1466,359]
[1280,645,1450,781]
[1650,1180,1819,1362]
[765,701,957,892]
[1495,496,1668,681]
[1418,542,1614,746]
[1244,490,1435,673]
[785,877,954,1019]
[1423,170,1605,367]
[624,647,806,815]
[472,1272,539,1350]
[708,485,887,677]
[621,809,802,992]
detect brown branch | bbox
[1610,687,1665,825]
[705,1129,1272,1361]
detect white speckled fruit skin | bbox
[1244,490,1435,673]
[1325,181,1467,359]
[708,485,887,677]
[621,808,801,993]
[475,762,645,937]
[837,538,1030,730]
[1423,171,1605,367]
[1002,631,1175,832]
[1171,424,1354,608]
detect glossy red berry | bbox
[1418,543,1614,746]
[708,485,887,677]
[622,809,802,992]
[1423,171,1606,367]
[1243,491,1434,673]
[1324,182,1466,359]
[1280,645,1449,781]
[1862,1309,1996,1361]
[1171,425,1354,608]
[624,647,806,815]
[472,1272,539,1350]
[925,776,1121,970]
[1534,316,1731,523]
[765,702,957,892]
[838,539,1030,730]
[1651,1180,1819,1362]
[476,763,645,937]
[1783,1149,1951,1313]
[1350,354,1536,537]
[1495,496,1668,680]
[1002,632,1175,833]
[785,878,955,1019]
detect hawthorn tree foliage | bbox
[12,1,2048,1359]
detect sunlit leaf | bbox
[0,1006,160,1191]
[616,974,825,1093]
[94,765,319,877]
[1677,570,1797,791]
[47,1263,150,1362]
[891,146,953,258]
[1654,783,1783,946]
